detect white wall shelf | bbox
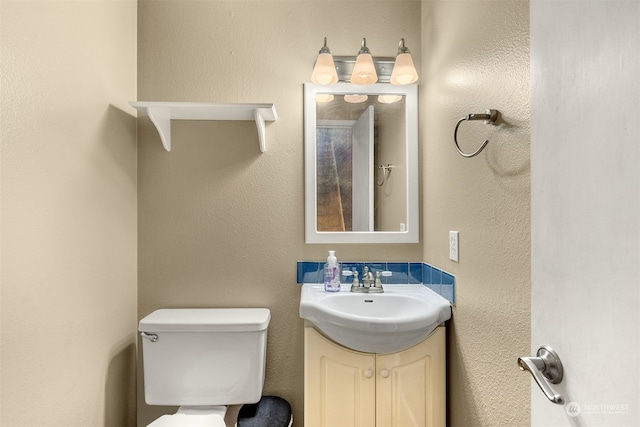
[129,102,278,152]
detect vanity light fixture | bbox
[315,94,334,103]
[311,37,339,85]
[350,38,378,85]
[344,94,369,104]
[378,95,403,104]
[390,38,418,85]
[310,37,419,85]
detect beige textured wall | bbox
[377,102,406,231]
[421,1,531,425]
[137,1,421,424]
[0,1,138,425]
[0,0,530,424]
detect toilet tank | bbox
[139,308,270,406]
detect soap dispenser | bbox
[324,250,341,292]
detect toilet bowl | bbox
[148,414,225,427]
[139,308,271,427]
[147,406,227,427]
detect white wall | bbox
[0,1,138,425]
[531,0,640,425]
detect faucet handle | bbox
[369,271,384,293]
[349,269,365,292]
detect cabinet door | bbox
[305,327,376,427]
[376,327,446,427]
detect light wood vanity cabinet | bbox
[304,325,446,427]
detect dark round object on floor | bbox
[237,395,292,427]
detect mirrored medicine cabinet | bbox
[304,83,419,244]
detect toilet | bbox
[139,308,271,427]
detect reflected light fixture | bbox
[311,37,339,85]
[315,93,334,103]
[390,38,418,85]
[378,95,402,104]
[350,38,378,85]
[344,94,368,103]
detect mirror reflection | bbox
[315,96,406,232]
[304,83,419,244]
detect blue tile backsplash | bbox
[297,261,455,303]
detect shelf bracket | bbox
[146,106,173,152]
[254,108,266,153]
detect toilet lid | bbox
[147,414,226,427]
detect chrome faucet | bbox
[348,267,388,293]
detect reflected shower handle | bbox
[518,345,564,404]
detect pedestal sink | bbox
[299,284,451,354]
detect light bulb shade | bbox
[390,53,418,85]
[378,95,402,104]
[311,53,338,85]
[350,53,378,85]
[344,94,368,103]
[315,93,334,103]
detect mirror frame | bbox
[304,82,419,244]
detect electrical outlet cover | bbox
[450,231,459,262]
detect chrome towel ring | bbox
[453,109,500,158]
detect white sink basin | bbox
[299,284,451,354]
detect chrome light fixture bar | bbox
[333,56,396,83]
